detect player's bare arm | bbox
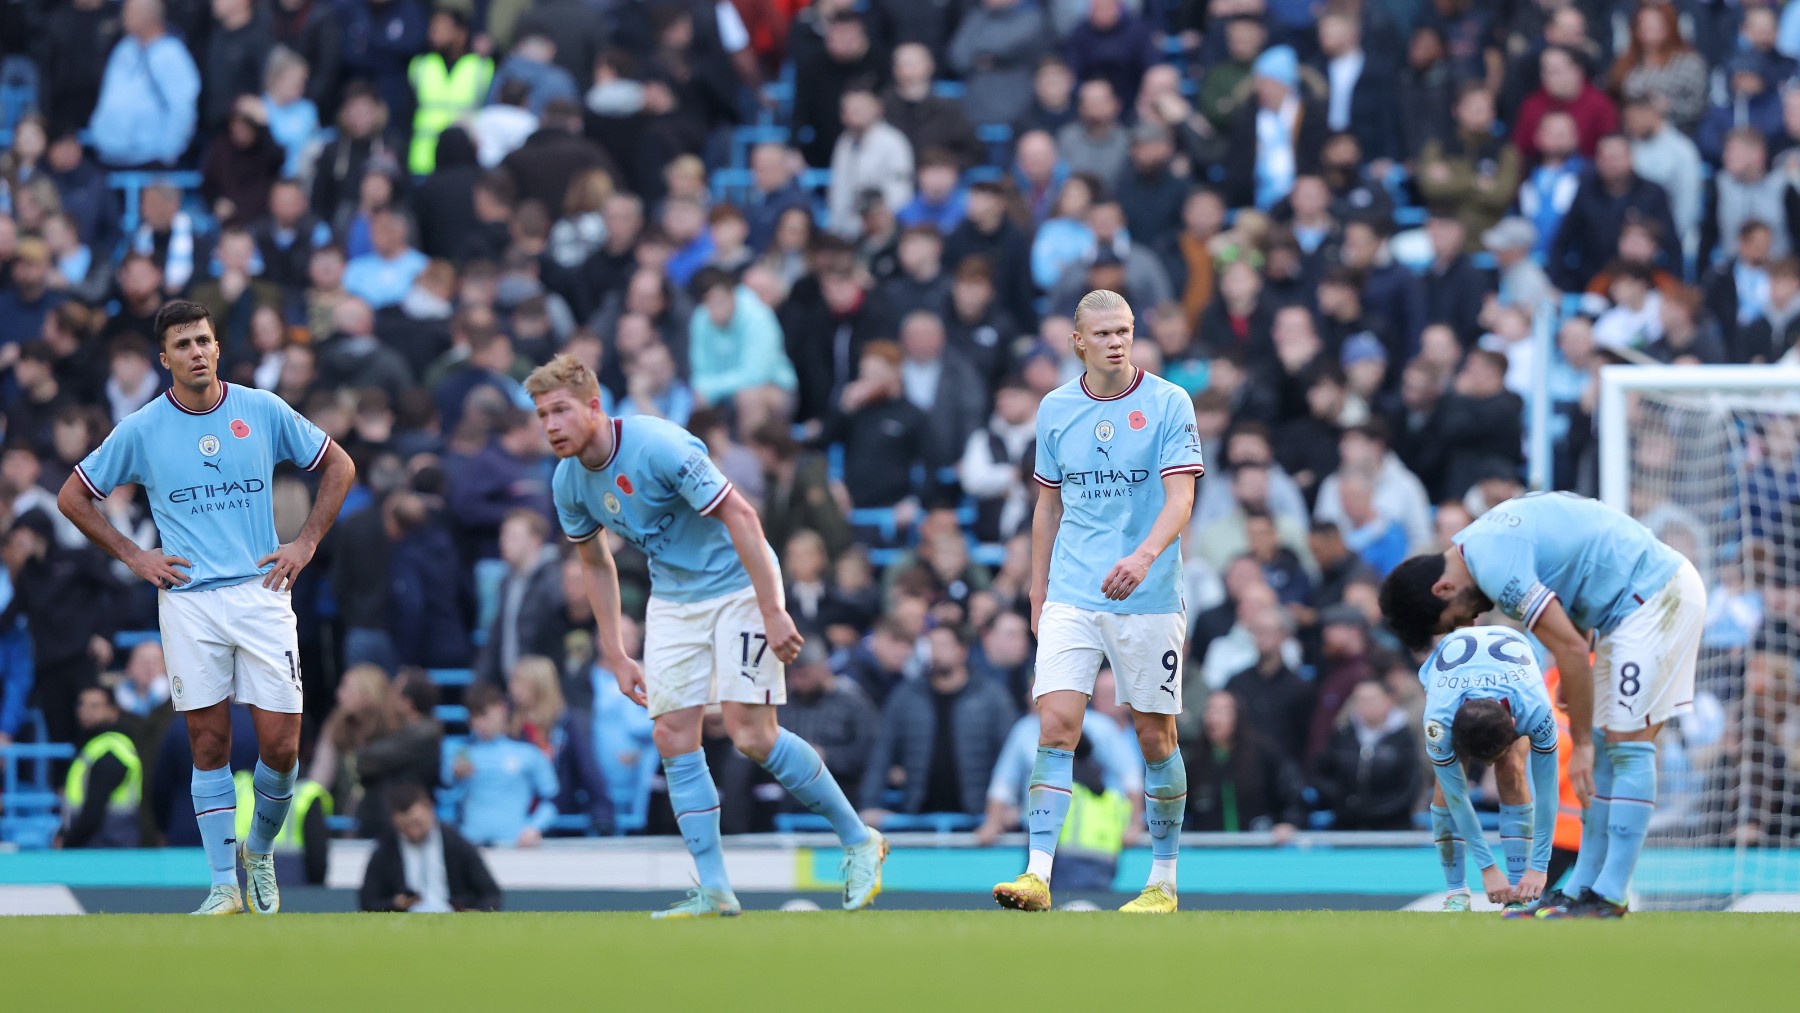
[1531,599,1595,801]
[56,474,192,589]
[709,488,803,663]
[258,441,355,592]
[1027,484,1061,635]
[1102,473,1196,601]
[574,534,645,707]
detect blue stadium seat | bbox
[931,81,967,101]
[428,668,474,688]
[435,704,470,727]
[114,630,161,651]
[109,170,205,234]
[711,167,753,206]
[1,716,75,849]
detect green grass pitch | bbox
[7,910,1796,1010]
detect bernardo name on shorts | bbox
[169,477,266,514]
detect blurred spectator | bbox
[750,422,852,560]
[408,7,493,176]
[1739,256,1800,363]
[443,683,558,847]
[1433,350,1525,500]
[1417,86,1520,245]
[501,100,616,213]
[818,340,927,509]
[488,32,578,116]
[203,0,274,134]
[1608,4,1706,133]
[1119,124,1184,251]
[1184,691,1303,836]
[884,44,981,169]
[1316,10,1398,164]
[860,625,1015,821]
[1226,46,1326,211]
[827,85,914,239]
[1315,421,1433,555]
[687,268,798,411]
[1016,54,1077,138]
[945,0,1049,128]
[958,376,1036,544]
[1061,0,1155,112]
[60,686,141,848]
[1057,79,1129,195]
[792,10,884,168]
[1623,99,1702,261]
[1699,53,1784,165]
[1709,129,1792,269]
[310,83,402,229]
[475,511,563,684]
[308,664,392,819]
[0,239,67,351]
[89,0,201,168]
[113,642,170,718]
[271,0,343,114]
[1515,45,1618,161]
[1307,679,1420,830]
[344,209,429,310]
[779,640,879,814]
[1551,132,1680,291]
[351,669,442,835]
[1483,217,1557,316]
[744,144,810,253]
[898,310,988,473]
[1,510,115,747]
[360,781,502,912]
[1223,602,1312,760]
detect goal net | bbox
[1598,364,1800,911]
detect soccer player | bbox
[58,301,354,915]
[527,354,886,919]
[1415,625,1559,914]
[1381,492,1706,918]
[992,290,1205,914]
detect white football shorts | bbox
[1033,601,1186,715]
[159,579,304,714]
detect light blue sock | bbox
[191,765,239,888]
[1430,805,1467,892]
[1499,803,1533,888]
[1563,731,1613,896]
[1025,747,1074,880]
[664,750,731,893]
[1592,741,1657,906]
[1144,749,1186,882]
[247,760,298,855]
[761,729,869,846]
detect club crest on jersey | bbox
[230,419,251,439]
[603,492,623,514]
[1095,420,1115,442]
[1129,410,1148,431]
[616,474,634,495]
[198,435,221,457]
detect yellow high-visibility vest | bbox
[234,771,335,852]
[407,52,493,174]
[64,732,142,811]
[1058,784,1129,860]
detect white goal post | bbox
[1598,364,1800,909]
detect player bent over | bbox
[528,355,886,918]
[58,302,354,914]
[992,290,1205,914]
[1382,492,1706,918]
[1414,626,1559,914]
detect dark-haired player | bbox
[58,300,355,915]
[1418,625,1559,914]
[1381,492,1705,918]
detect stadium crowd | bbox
[0,0,1796,858]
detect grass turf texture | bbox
[6,910,1795,1009]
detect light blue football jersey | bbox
[1451,492,1683,634]
[1033,368,1205,614]
[1419,625,1559,767]
[75,382,331,593]
[552,416,752,604]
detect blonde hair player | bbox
[526,355,888,918]
[993,290,1206,913]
